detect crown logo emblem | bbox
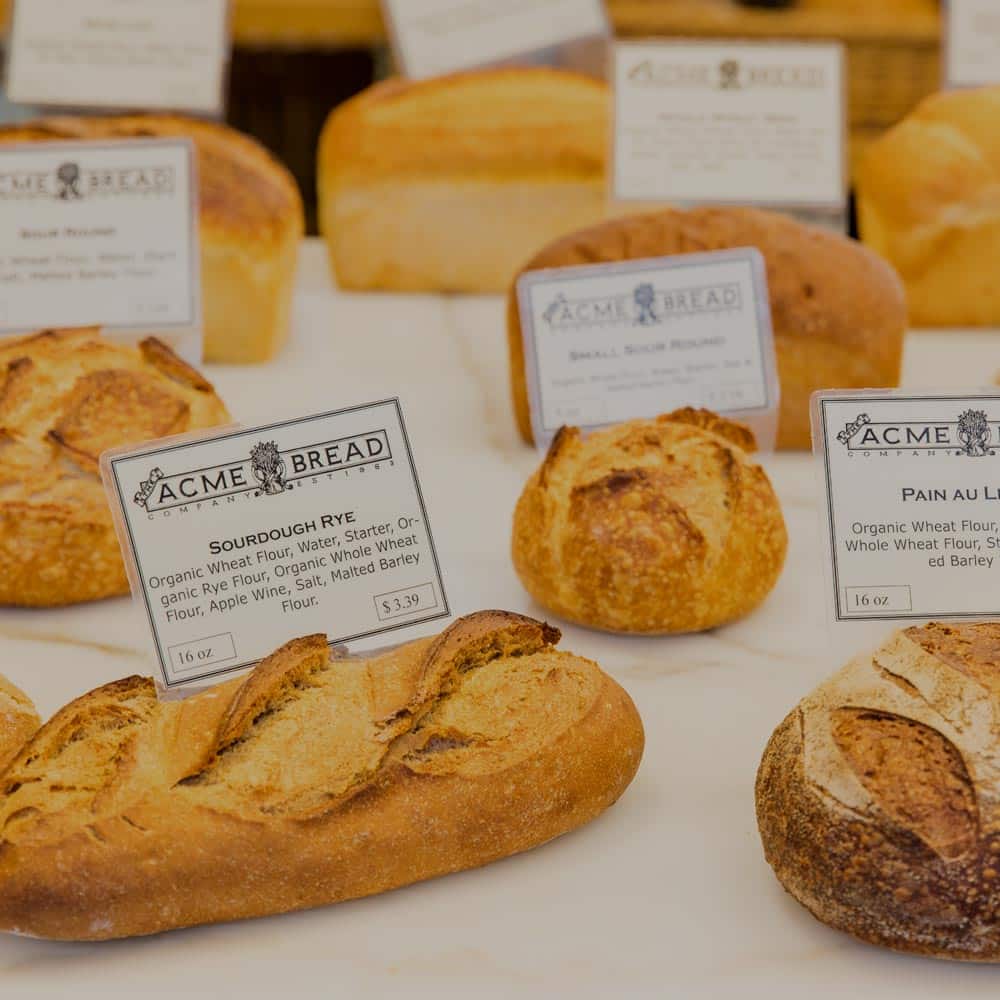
[133,468,164,509]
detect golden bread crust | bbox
[858,86,1000,327]
[0,328,229,606]
[319,68,608,184]
[318,68,610,293]
[757,622,1000,961]
[0,675,39,774]
[507,207,907,450]
[0,611,644,941]
[0,115,305,362]
[511,409,788,634]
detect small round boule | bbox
[511,409,788,634]
[756,622,1000,961]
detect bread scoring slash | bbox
[0,611,644,941]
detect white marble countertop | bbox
[2,241,1000,998]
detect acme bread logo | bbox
[837,411,997,458]
[0,161,176,200]
[627,58,825,91]
[544,281,741,330]
[133,430,392,514]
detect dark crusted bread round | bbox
[757,622,1000,961]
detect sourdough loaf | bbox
[858,86,1000,327]
[0,676,38,774]
[507,207,907,450]
[0,611,644,941]
[757,622,1000,961]
[0,328,229,606]
[0,115,304,363]
[512,409,787,634]
[318,68,609,292]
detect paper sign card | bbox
[381,0,609,80]
[102,400,449,692]
[5,0,230,115]
[0,139,201,356]
[945,0,1000,88]
[516,248,780,450]
[815,392,1000,624]
[612,41,845,213]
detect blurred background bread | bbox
[0,328,229,607]
[757,621,1000,961]
[508,207,908,451]
[512,409,787,634]
[0,675,39,774]
[0,611,643,941]
[318,68,610,292]
[858,87,1000,328]
[0,116,304,363]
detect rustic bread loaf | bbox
[858,87,1000,328]
[757,622,1000,961]
[0,328,229,606]
[512,409,787,634]
[507,207,907,450]
[318,68,609,292]
[0,675,38,774]
[0,611,644,941]
[0,115,304,363]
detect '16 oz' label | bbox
[816,392,1000,622]
[103,399,449,691]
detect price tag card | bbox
[5,0,231,115]
[815,391,1000,624]
[945,0,1000,88]
[612,41,846,215]
[381,0,609,80]
[0,139,201,359]
[102,400,449,692]
[516,248,780,450]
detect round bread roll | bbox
[0,674,39,775]
[511,408,788,634]
[0,328,229,607]
[507,206,907,451]
[757,622,1000,961]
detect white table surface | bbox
[2,241,1000,998]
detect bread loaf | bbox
[318,68,609,292]
[858,87,1000,328]
[0,328,229,606]
[0,115,304,363]
[0,611,644,941]
[507,207,907,450]
[0,676,38,774]
[511,409,787,634]
[757,622,1000,961]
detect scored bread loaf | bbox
[318,68,609,292]
[512,409,787,634]
[0,611,644,941]
[507,207,907,450]
[0,675,39,775]
[0,115,304,363]
[757,622,1000,961]
[0,328,229,606]
[858,86,1000,327]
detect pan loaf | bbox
[0,115,304,363]
[318,68,610,292]
[0,676,38,774]
[0,328,229,607]
[858,87,1000,328]
[757,622,1000,961]
[511,409,787,634]
[0,611,644,941]
[507,207,907,450]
